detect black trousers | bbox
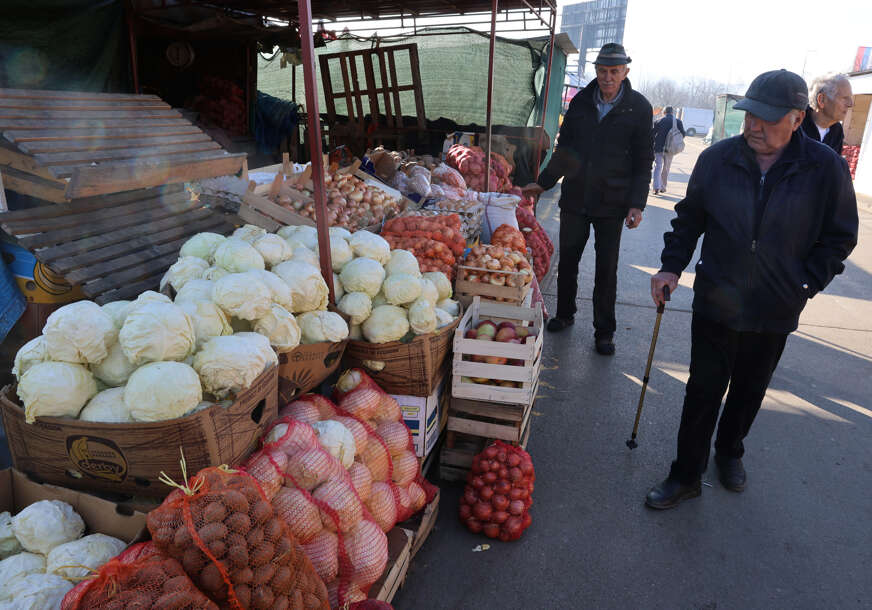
[670,315,788,484]
[556,211,624,337]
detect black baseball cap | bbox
[734,69,809,122]
[594,43,631,66]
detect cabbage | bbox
[0,513,21,560]
[423,271,452,300]
[408,297,437,335]
[276,225,299,240]
[339,257,385,298]
[272,261,329,313]
[101,300,132,330]
[46,534,126,580]
[330,235,353,271]
[385,250,421,277]
[43,301,116,364]
[11,500,84,555]
[312,420,356,468]
[179,232,226,261]
[371,290,388,308]
[213,237,265,273]
[0,573,73,608]
[383,273,423,306]
[338,292,373,326]
[212,272,273,321]
[291,246,319,267]
[435,308,455,328]
[362,305,409,344]
[436,298,460,317]
[419,277,439,307]
[12,337,47,381]
[253,233,293,267]
[159,256,209,293]
[253,304,302,352]
[178,300,232,349]
[232,224,267,244]
[18,362,97,424]
[128,290,171,313]
[288,225,318,250]
[173,279,215,304]
[330,226,352,241]
[0,553,45,600]
[124,361,202,422]
[349,230,391,264]
[194,334,277,398]
[119,302,196,365]
[79,387,132,423]
[298,311,350,344]
[202,265,230,281]
[90,341,136,387]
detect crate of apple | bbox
[461,320,537,386]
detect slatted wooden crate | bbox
[0,183,236,304]
[0,87,245,201]
[439,415,532,484]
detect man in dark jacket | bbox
[522,43,653,355]
[645,70,858,510]
[800,72,853,155]
[651,106,685,194]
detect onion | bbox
[285,447,336,490]
[391,450,419,487]
[273,486,322,544]
[376,421,411,456]
[360,439,390,482]
[374,395,402,423]
[303,529,339,582]
[312,477,363,533]
[244,449,286,500]
[326,580,366,608]
[265,421,318,457]
[509,499,525,516]
[278,400,320,425]
[340,386,381,421]
[345,519,388,588]
[332,415,369,456]
[366,482,397,532]
[348,461,373,502]
[407,481,427,512]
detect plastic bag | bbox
[147,467,329,609]
[432,163,467,191]
[405,166,432,199]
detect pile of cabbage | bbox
[0,500,126,609]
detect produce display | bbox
[381,214,465,279]
[192,76,247,135]
[460,319,538,387]
[459,244,534,289]
[459,441,535,541]
[489,224,527,254]
[0,500,126,609]
[515,205,554,281]
[446,144,514,193]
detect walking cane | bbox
[626,285,670,449]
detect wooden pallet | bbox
[0,88,245,200]
[0,183,236,304]
[439,410,532,483]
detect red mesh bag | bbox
[458,440,535,541]
[243,417,388,609]
[147,465,329,609]
[61,543,217,610]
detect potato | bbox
[198,521,228,543]
[250,541,275,567]
[234,584,251,608]
[252,563,276,586]
[200,562,225,592]
[251,585,275,609]
[225,511,252,533]
[222,489,250,513]
[231,566,253,585]
[203,501,226,523]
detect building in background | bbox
[560,0,627,84]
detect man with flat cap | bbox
[522,43,653,356]
[645,70,858,509]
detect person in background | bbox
[645,69,858,510]
[801,73,853,155]
[651,106,685,194]
[521,43,653,356]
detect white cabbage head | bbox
[12,336,47,381]
[90,341,136,387]
[435,308,456,328]
[202,265,230,281]
[11,500,84,555]
[101,300,132,330]
[298,311,350,344]
[330,235,353,271]
[287,225,318,250]
[179,232,227,262]
[212,272,273,321]
[124,361,202,422]
[18,362,97,424]
[349,230,391,264]
[409,297,437,335]
[0,572,73,608]
[173,279,215,304]
[272,261,329,313]
[253,233,293,267]
[194,334,277,399]
[0,552,44,598]
[333,273,345,301]
[423,271,452,300]
[418,277,439,307]
[339,257,385,298]
[436,298,460,317]
[312,420,356,468]
[329,226,352,241]
[178,300,232,349]
[337,292,373,326]
[0,512,22,560]
[46,533,127,580]
[232,224,267,244]
[383,273,423,306]
[290,246,319,267]
[119,302,196,366]
[385,249,421,277]
[159,256,209,293]
[213,237,265,273]
[253,304,301,353]
[362,305,410,344]
[43,301,116,364]
[251,270,293,310]
[79,387,133,423]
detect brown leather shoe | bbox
[645,477,702,510]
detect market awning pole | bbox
[533,7,556,182]
[485,0,498,193]
[298,0,335,303]
[127,6,140,93]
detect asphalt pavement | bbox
[394,137,872,609]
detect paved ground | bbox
[394,137,872,609]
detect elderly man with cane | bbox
[644,69,858,509]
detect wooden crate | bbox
[439,416,532,483]
[451,297,543,405]
[454,265,533,307]
[0,366,278,498]
[0,88,245,201]
[372,527,413,602]
[397,488,440,560]
[0,183,236,304]
[447,390,536,444]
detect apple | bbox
[476,320,497,338]
[515,327,530,339]
[465,329,478,339]
[499,380,516,388]
[476,334,493,341]
[497,321,516,331]
[484,355,507,365]
[495,327,516,342]
[471,377,490,384]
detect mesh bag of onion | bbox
[243,417,389,608]
[61,542,218,610]
[459,440,535,541]
[146,465,329,610]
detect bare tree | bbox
[638,76,728,110]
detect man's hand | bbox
[521,183,544,199]
[625,208,643,229]
[651,271,678,305]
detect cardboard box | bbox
[394,370,449,458]
[277,340,348,403]
[0,467,147,544]
[0,366,278,498]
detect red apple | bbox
[497,321,516,331]
[465,329,478,339]
[484,355,508,365]
[495,327,516,342]
[515,327,530,339]
[476,334,494,341]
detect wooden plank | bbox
[319,55,338,126]
[397,488,439,560]
[377,51,394,128]
[17,196,200,249]
[35,140,222,168]
[0,171,6,212]
[91,271,167,303]
[64,152,245,199]
[13,129,205,150]
[450,397,526,422]
[362,53,381,124]
[372,528,413,604]
[242,192,315,228]
[0,118,189,131]
[408,45,427,131]
[387,50,403,121]
[0,147,66,181]
[50,215,230,274]
[237,205,280,232]
[0,183,182,222]
[51,148,235,179]
[65,236,192,284]
[0,88,162,102]
[80,253,180,295]
[34,207,216,262]
[4,125,202,142]
[0,108,181,120]
[0,99,170,110]
[339,54,359,128]
[348,56,366,127]
[0,164,67,202]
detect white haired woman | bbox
[800,72,853,154]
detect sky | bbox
[561,0,872,93]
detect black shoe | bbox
[546,316,574,332]
[594,335,615,355]
[645,477,702,510]
[715,455,746,492]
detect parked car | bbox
[677,107,714,137]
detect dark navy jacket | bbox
[653,114,685,153]
[800,105,844,155]
[660,131,858,333]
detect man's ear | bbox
[793,110,806,131]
